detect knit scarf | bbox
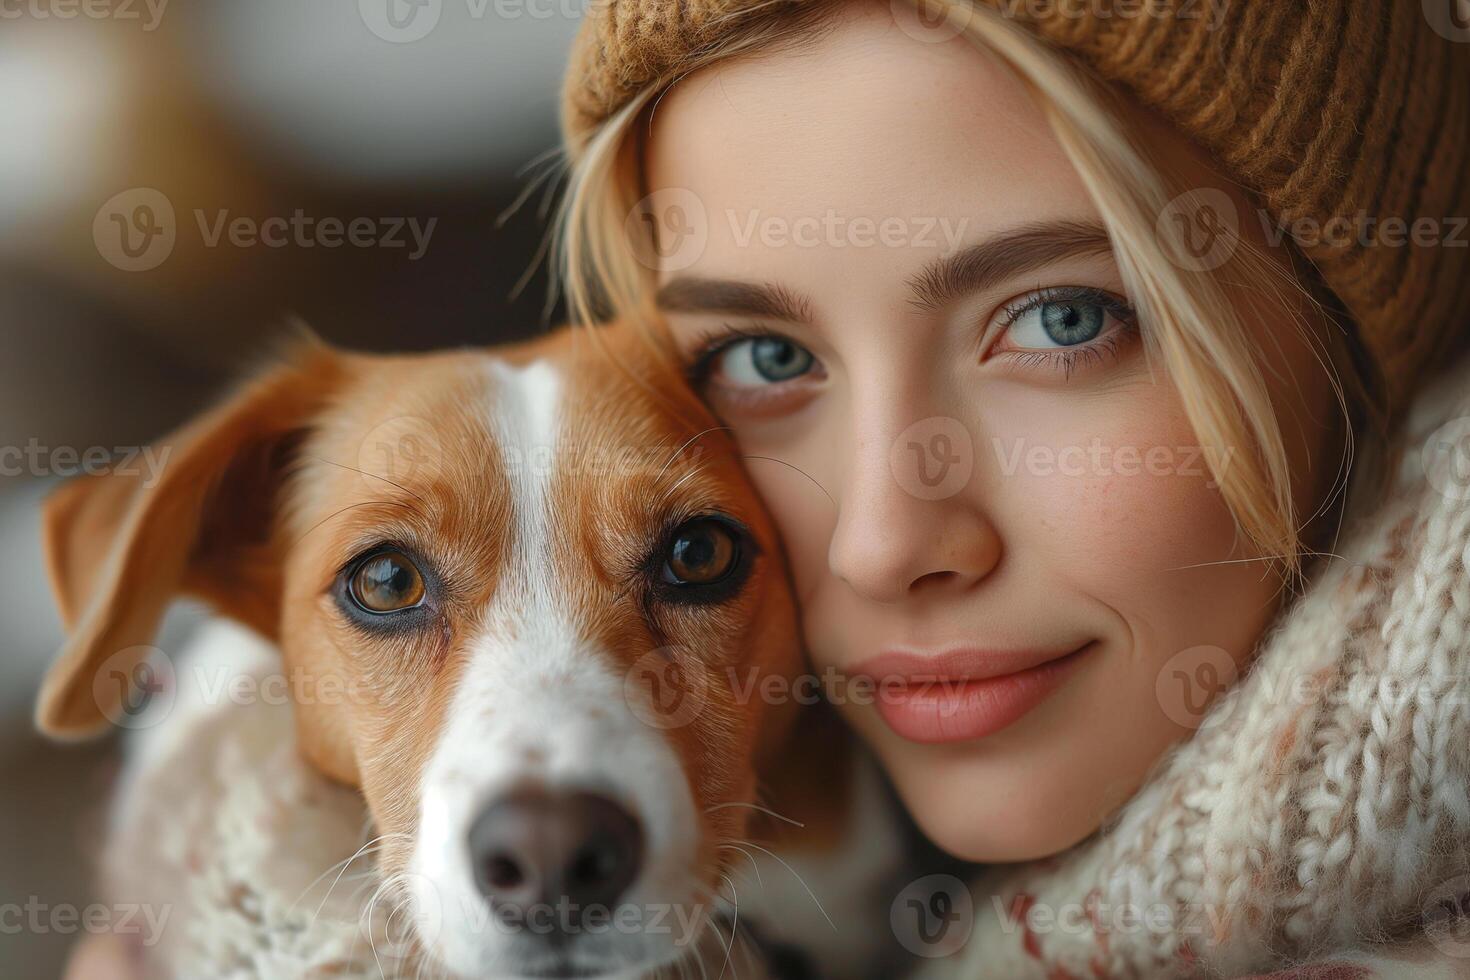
[911,354,1470,978]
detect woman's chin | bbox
[861,727,1115,863]
[913,784,1105,864]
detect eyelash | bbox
[686,323,783,387]
[997,284,1136,331]
[989,285,1139,380]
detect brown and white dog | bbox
[36,323,898,979]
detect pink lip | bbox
[848,643,1094,744]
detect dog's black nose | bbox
[468,789,645,929]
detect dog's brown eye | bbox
[662,519,740,587]
[349,551,425,613]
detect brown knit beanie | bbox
[561,0,1470,416]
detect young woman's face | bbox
[644,2,1336,860]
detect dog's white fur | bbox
[404,357,700,975]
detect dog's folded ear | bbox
[36,341,346,740]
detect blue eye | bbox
[716,336,814,385]
[1012,299,1107,348]
[997,287,1135,354]
[1041,301,1105,345]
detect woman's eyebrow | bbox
[653,218,1112,322]
[906,219,1114,313]
[655,277,814,324]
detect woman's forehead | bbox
[646,6,1066,183]
[641,9,1110,308]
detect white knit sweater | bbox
[103,627,399,977]
[106,354,1470,979]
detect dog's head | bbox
[37,325,803,978]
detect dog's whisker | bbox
[661,462,711,503]
[364,889,400,973]
[736,840,837,932]
[291,499,408,548]
[656,425,734,483]
[688,923,717,980]
[290,851,373,916]
[408,916,435,980]
[740,454,837,509]
[345,873,390,910]
[305,455,430,505]
[358,873,414,974]
[303,834,407,920]
[720,875,746,980]
[707,800,805,828]
[716,873,742,980]
[716,843,764,888]
[297,832,405,926]
[361,876,394,979]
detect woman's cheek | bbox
[731,415,843,607]
[986,376,1234,556]
[991,382,1277,678]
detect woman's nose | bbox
[827,418,1002,604]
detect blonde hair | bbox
[556,0,1369,580]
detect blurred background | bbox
[1,2,580,972]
